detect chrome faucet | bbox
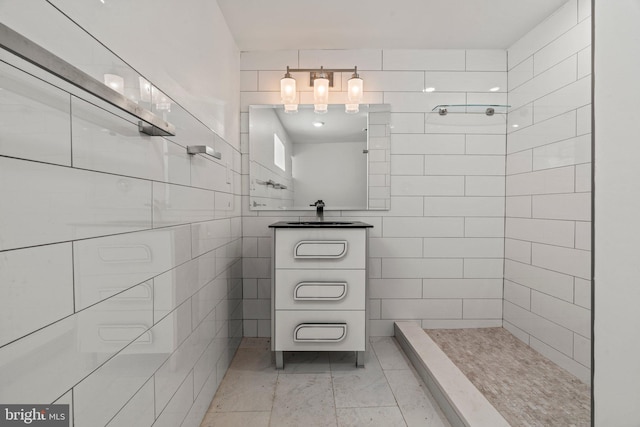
[310,199,325,222]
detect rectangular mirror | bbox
[249,104,390,211]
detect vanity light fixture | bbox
[279,65,364,114]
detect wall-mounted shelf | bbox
[431,104,511,116]
[0,23,176,137]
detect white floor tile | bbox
[200,337,453,427]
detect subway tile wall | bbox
[504,0,591,383]
[0,44,242,427]
[240,48,508,338]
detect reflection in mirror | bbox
[249,104,390,211]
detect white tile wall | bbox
[423,196,504,217]
[533,76,591,123]
[0,61,71,166]
[529,336,589,384]
[507,0,578,69]
[504,280,531,310]
[241,48,507,336]
[392,133,465,155]
[382,49,466,71]
[422,279,503,299]
[466,50,508,71]
[465,217,505,237]
[0,156,152,251]
[463,299,503,319]
[71,98,191,185]
[509,56,578,111]
[0,8,242,425]
[504,260,574,302]
[505,0,591,382]
[0,243,73,347]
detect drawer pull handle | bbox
[294,240,348,259]
[294,282,347,301]
[293,323,347,342]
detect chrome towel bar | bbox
[0,23,176,137]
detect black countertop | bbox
[269,220,373,228]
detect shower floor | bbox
[425,328,590,427]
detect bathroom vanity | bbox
[269,220,373,369]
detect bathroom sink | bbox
[286,221,354,226]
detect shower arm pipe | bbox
[0,23,176,137]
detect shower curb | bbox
[394,321,510,427]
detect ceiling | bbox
[216,0,568,51]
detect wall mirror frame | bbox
[249,103,390,211]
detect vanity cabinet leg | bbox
[275,351,284,369]
[356,351,365,367]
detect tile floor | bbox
[427,328,590,427]
[199,337,451,427]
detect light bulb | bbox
[348,76,363,103]
[280,76,296,104]
[313,77,329,105]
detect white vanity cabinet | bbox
[269,222,373,369]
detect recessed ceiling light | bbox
[423,87,435,93]
[489,86,500,92]
[313,121,324,127]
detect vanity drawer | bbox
[274,228,366,269]
[275,269,365,310]
[274,310,365,351]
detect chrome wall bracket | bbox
[186,145,222,160]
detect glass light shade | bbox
[313,77,329,105]
[280,76,297,104]
[104,73,124,95]
[314,104,328,114]
[347,76,363,103]
[345,103,359,114]
[284,104,298,113]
